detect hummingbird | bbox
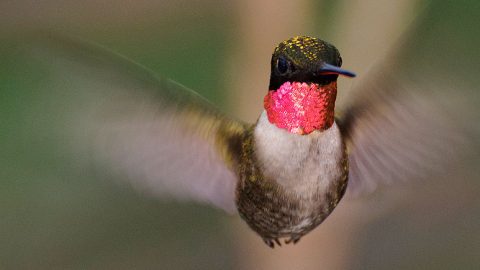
[24,34,468,248]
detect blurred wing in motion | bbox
[339,71,466,196]
[338,20,479,197]
[21,35,247,213]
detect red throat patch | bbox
[263,81,337,134]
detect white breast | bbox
[254,111,345,194]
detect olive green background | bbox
[1,1,479,269]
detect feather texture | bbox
[24,35,246,212]
[338,61,475,197]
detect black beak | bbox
[319,63,356,77]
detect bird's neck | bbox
[253,111,345,192]
[263,81,337,135]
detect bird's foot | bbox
[263,236,301,248]
[284,236,301,245]
[263,238,282,248]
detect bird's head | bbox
[264,36,355,134]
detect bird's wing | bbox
[337,14,479,197]
[18,35,247,213]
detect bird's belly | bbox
[236,114,348,245]
[235,160,348,244]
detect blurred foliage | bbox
[403,0,480,79]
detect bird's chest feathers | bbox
[254,111,345,194]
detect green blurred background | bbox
[1,0,479,269]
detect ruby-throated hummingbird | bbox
[23,34,469,248]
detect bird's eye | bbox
[277,57,290,75]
